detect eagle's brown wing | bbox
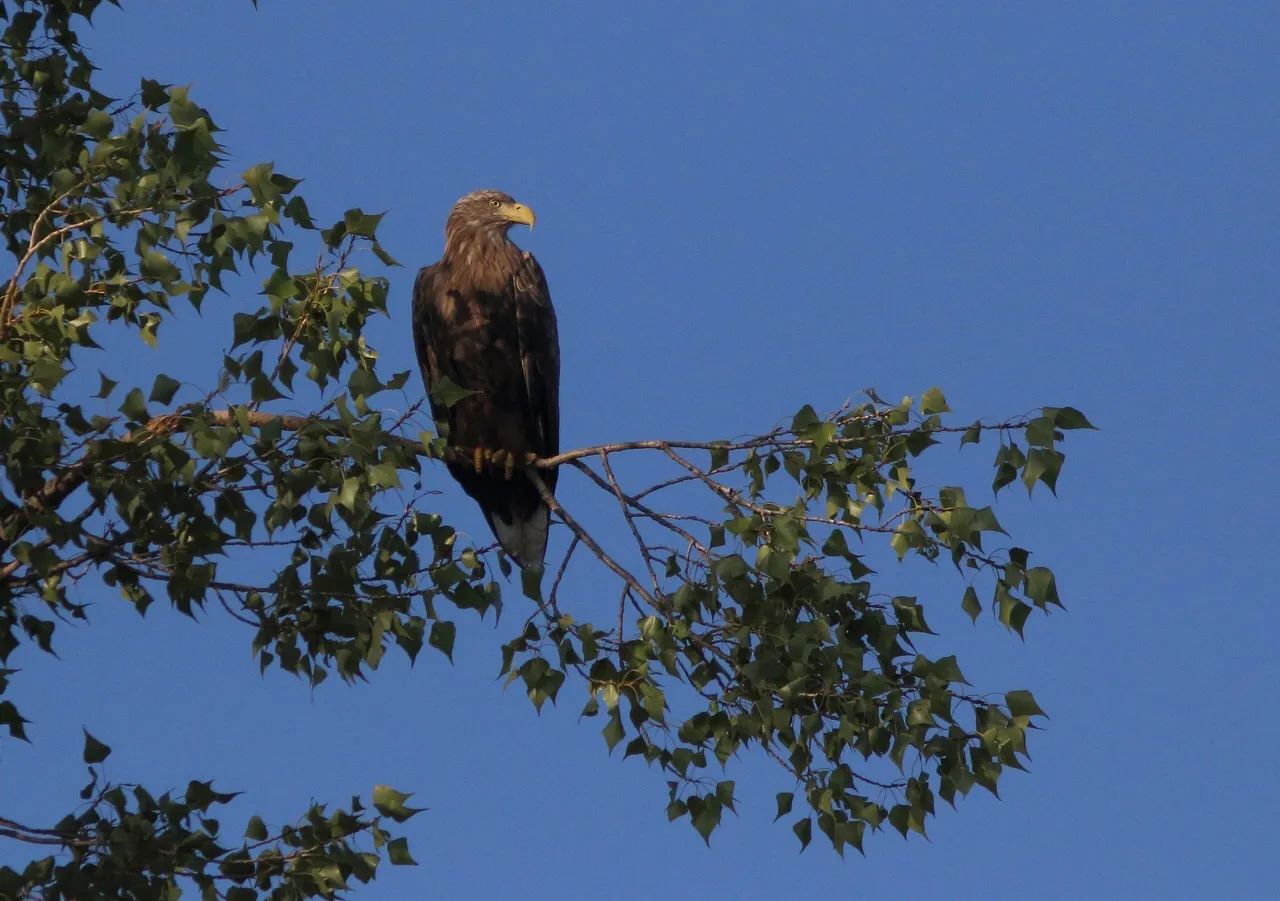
[513,250,560,487]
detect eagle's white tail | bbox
[490,504,549,569]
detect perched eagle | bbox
[411,190,560,568]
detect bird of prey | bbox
[411,190,560,568]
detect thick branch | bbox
[0,405,1026,568]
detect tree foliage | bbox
[0,1,1092,896]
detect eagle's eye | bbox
[489,199,501,208]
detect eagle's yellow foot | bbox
[451,446,529,477]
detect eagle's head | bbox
[447,189,536,240]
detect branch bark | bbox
[0,404,1027,571]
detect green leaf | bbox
[1025,414,1058,448]
[971,506,1006,535]
[520,566,543,603]
[1022,448,1064,496]
[892,596,933,633]
[1024,567,1060,607]
[81,108,113,140]
[793,817,813,851]
[95,372,118,399]
[372,785,425,823]
[244,815,268,841]
[602,711,625,752]
[140,78,171,109]
[250,374,285,403]
[367,462,402,489]
[791,404,820,432]
[372,242,401,267]
[348,367,382,401]
[139,249,181,284]
[888,804,910,837]
[961,585,982,622]
[920,386,951,415]
[907,699,934,726]
[343,208,386,239]
[428,621,456,662]
[119,388,148,422]
[690,795,722,844]
[82,729,111,764]
[27,359,67,396]
[997,584,1032,636]
[715,780,736,813]
[429,376,476,409]
[385,370,411,391]
[387,836,417,866]
[149,373,181,405]
[775,792,794,822]
[337,478,361,510]
[1047,406,1096,430]
[284,195,315,229]
[1005,689,1047,719]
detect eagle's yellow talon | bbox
[473,447,484,474]
[504,453,516,480]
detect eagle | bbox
[411,190,560,569]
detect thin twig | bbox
[598,451,661,597]
[522,467,660,612]
[569,459,712,563]
[547,533,579,613]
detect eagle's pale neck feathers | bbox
[439,194,527,293]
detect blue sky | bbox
[3,2,1278,898]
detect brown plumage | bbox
[412,190,560,568]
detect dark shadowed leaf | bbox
[244,815,268,841]
[119,387,147,422]
[793,817,813,851]
[0,702,28,741]
[95,372,118,399]
[791,404,819,432]
[428,621,456,662]
[82,729,111,764]
[149,374,181,405]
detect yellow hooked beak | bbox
[498,201,536,230]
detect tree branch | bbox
[523,467,661,612]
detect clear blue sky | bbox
[3,2,1277,898]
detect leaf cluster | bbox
[493,393,1092,852]
[0,730,421,900]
